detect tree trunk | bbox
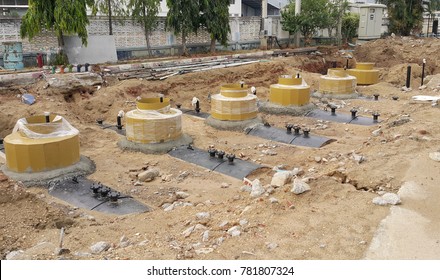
[210,37,216,53]
[182,31,188,56]
[142,6,152,57]
[108,0,113,35]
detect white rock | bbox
[269,197,279,204]
[373,193,401,206]
[271,171,293,187]
[138,168,160,182]
[429,152,440,162]
[372,129,382,136]
[202,230,210,242]
[250,179,265,197]
[182,226,195,237]
[291,178,311,195]
[266,242,278,250]
[352,153,365,164]
[221,182,229,188]
[239,219,249,226]
[196,212,210,220]
[195,248,214,255]
[163,204,174,212]
[227,226,241,237]
[5,250,24,260]
[90,241,110,254]
[176,191,190,199]
[240,185,252,192]
[314,156,322,163]
[219,221,229,228]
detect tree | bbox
[200,0,231,53]
[281,1,301,46]
[166,0,205,56]
[378,0,424,36]
[91,0,127,35]
[281,0,331,46]
[425,0,440,35]
[20,0,92,63]
[342,12,359,43]
[327,0,348,44]
[128,0,160,57]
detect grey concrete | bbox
[258,102,316,116]
[311,91,360,100]
[64,35,117,64]
[1,156,96,187]
[118,134,193,154]
[205,116,263,132]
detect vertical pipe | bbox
[406,65,411,88]
[117,116,122,130]
[421,59,426,87]
[44,112,50,123]
[346,59,349,69]
[295,0,301,47]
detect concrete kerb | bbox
[1,155,96,187]
[258,102,317,116]
[205,116,263,132]
[118,134,193,154]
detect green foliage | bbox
[52,52,69,65]
[166,0,205,55]
[200,0,231,51]
[20,0,92,47]
[378,0,424,36]
[281,0,332,45]
[91,0,128,35]
[128,0,160,56]
[342,12,359,43]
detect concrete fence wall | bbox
[1,16,286,65]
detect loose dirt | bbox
[1,36,439,260]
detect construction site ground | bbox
[0,37,439,260]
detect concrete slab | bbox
[49,177,150,215]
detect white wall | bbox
[158,0,242,17]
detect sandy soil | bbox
[1,37,439,260]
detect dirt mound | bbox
[354,37,440,76]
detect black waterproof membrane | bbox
[49,177,150,215]
[168,146,262,179]
[305,109,380,126]
[246,125,334,148]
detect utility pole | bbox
[261,0,268,50]
[295,0,302,47]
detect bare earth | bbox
[1,37,439,260]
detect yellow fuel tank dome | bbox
[4,114,80,173]
[125,97,183,144]
[210,84,258,121]
[269,75,311,106]
[347,62,379,85]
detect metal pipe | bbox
[372,112,380,123]
[293,125,301,135]
[350,108,358,119]
[76,64,82,73]
[195,100,200,113]
[160,96,163,103]
[286,124,293,134]
[303,127,310,138]
[117,116,122,130]
[176,103,182,109]
[373,94,379,101]
[421,59,426,87]
[226,154,235,164]
[346,59,349,69]
[406,65,411,88]
[217,150,225,160]
[44,112,50,123]
[330,105,337,115]
[84,63,90,72]
[208,148,217,157]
